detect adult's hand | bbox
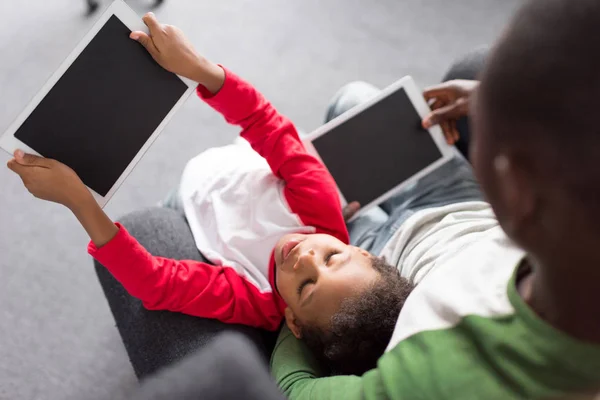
[422,80,479,145]
[130,13,225,93]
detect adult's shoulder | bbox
[385,229,525,352]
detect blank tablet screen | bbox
[312,88,442,207]
[14,15,188,196]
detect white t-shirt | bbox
[380,201,503,286]
[178,139,314,292]
[379,201,527,352]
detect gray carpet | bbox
[0,0,520,399]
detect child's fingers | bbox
[13,150,53,168]
[7,158,30,178]
[342,201,361,221]
[6,158,16,172]
[142,12,162,35]
[130,31,159,57]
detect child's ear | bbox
[284,307,302,339]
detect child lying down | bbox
[7,13,413,375]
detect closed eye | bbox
[325,251,340,265]
[297,278,314,296]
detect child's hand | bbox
[130,13,225,93]
[342,201,360,222]
[7,150,92,210]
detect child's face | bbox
[274,233,379,337]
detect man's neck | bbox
[519,254,600,344]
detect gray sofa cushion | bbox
[94,207,277,379]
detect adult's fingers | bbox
[142,12,161,35]
[342,201,361,221]
[13,150,52,168]
[423,79,476,101]
[422,99,467,128]
[423,81,458,101]
[424,99,444,129]
[450,120,460,143]
[130,31,159,56]
[428,99,444,111]
[440,121,454,144]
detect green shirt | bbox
[271,229,600,399]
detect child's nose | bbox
[294,248,317,271]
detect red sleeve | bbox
[89,224,283,331]
[197,67,349,243]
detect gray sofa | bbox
[94,207,278,379]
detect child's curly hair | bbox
[300,256,414,376]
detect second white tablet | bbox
[304,76,453,221]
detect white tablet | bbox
[304,76,454,222]
[0,0,195,207]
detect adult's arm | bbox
[271,326,394,400]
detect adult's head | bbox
[274,233,414,375]
[472,0,600,268]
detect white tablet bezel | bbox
[303,75,454,222]
[0,0,195,208]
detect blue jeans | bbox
[326,81,484,255]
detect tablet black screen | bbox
[312,88,442,207]
[14,15,188,196]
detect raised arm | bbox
[131,12,348,242]
[6,151,283,331]
[197,69,349,242]
[89,223,283,330]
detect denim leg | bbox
[161,186,184,214]
[369,150,484,255]
[384,151,482,213]
[324,82,390,250]
[325,81,381,123]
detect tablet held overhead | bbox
[0,0,194,207]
